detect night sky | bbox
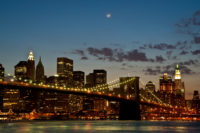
[0,0,200,99]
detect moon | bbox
[106,13,111,19]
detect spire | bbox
[176,64,179,69]
[39,56,42,63]
[28,50,34,61]
[36,56,44,82]
[37,56,43,67]
[175,64,181,79]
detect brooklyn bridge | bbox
[0,77,196,120]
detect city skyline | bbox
[0,0,200,99]
[0,50,192,99]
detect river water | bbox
[0,120,200,133]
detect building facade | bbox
[93,70,107,86]
[73,71,84,88]
[86,73,94,87]
[57,57,73,87]
[15,61,28,81]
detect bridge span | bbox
[0,77,195,120]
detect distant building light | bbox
[54,74,59,77]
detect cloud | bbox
[123,49,151,62]
[175,10,200,27]
[72,49,89,60]
[166,51,173,59]
[179,50,189,55]
[148,43,176,50]
[81,56,88,60]
[144,60,198,76]
[193,10,200,25]
[175,10,200,44]
[144,68,161,75]
[179,65,195,75]
[72,50,85,56]
[140,41,190,51]
[179,59,198,66]
[86,47,155,62]
[155,55,166,63]
[73,47,168,63]
[87,47,114,57]
[191,50,200,55]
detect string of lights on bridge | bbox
[0,76,195,114]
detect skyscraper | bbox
[93,69,107,86]
[86,73,94,87]
[36,57,45,83]
[27,50,35,82]
[57,57,73,76]
[160,73,173,93]
[174,64,185,96]
[15,61,28,81]
[57,57,73,86]
[173,64,185,106]
[0,64,4,81]
[73,71,84,88]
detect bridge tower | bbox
[119,77,141,120]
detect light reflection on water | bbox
[0,121,200,133]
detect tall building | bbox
[159,73,174,105]
[174,64,185,106]
[192,90,200,114]
[160,73,173,93]
[73,71,84,88]
[86,73,94,87]
[36,57,45,83]
[0,64,5,81]
[15,61,28,81]
[69,71,85,113]
[27,50,35,82]
[57,57,73,86]
[93,69,107,86]
[174,64,185,96]
[57,57,73,77]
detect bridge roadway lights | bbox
[119,100,141,120]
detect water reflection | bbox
[0,121,200,133]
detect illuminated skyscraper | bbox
[15,61,28,81]
[174,64,185,96]
[160,73,173,93]
[0,64,4,81]
[57,57,73,86]
[175,64,181,79]
[174,64,185,106]
[36,57,45,83]
[57,57,73,76]
[27,50,35,82]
